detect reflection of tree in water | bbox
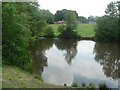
[55,39,78,65]
[94,42,120,79]
[30,38,54,75]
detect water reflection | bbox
[30,38,119,88]
[94,42,120,79]
[30,38,54,74]
[55,39,78,65]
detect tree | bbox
[105,2,118,17]
[40,10,54,24]
[2,2,32,67]
[54,9,78,22]
[78,16,88,23]
[27,3,47,38]
[95,16,118,42]
[2,2,47,68]
[54,9,68,21]
[58,10,78,38]
[95,1,119,42]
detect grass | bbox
[48,24,60,37]
[76,24,96,37]
[2,65,110,89]
[2,65,64,88]
[48,23,96,38]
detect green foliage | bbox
[64,83,67,86]
[40,10,54,24]
[78,16,88,23]
[95,16,118,42]
[99,83,109,90]
[54,9,78,21]
[49,24,95,38]
[95,1,119,42]
[2,3,32,68]
[43,26,54,37]
[2,2,46,68]
[105,2,118,17]
[27,3,47,38]
[58,11,78,39]
[71,82,78,87]
[58,25,78,39]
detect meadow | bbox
[49,24,96,37]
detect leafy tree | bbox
[40,10,54,24]
[54,9,68,21]
[95,1,119,42]
[2,2,32,67]
[78,16,88,23]
[2,2,47,68]
[105,2,118,17]
[54,9,78,22]
[95,16,118,42]
[58,11,78,38]
[27,3,47,38]
[43,26,54,37]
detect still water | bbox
[31,38,119,88]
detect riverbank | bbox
[49,24,96,38]
[2,65,65,88]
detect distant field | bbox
[76,24,96,37]
[48,24,96,37]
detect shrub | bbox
[43,26,54,38]
[99,83,109,90]
[71,82,78,87]
[58,25,78,39]
[95,16,118,42]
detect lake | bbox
[30,38,119,88]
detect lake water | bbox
[30,38,119,88]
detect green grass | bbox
[2,65,64,88]
[76,24,96,37]
[49,24,96,38]
[48,24,60,37]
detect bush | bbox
[95,16,118,42]
[58,25,78,39]
[71,82,78,87]
[43,26,54,38]
[99,83,109,90]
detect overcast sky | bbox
[38,0,118,17]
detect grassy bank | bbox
[2,65,64,88]
[49,24,96,37]
[2,65,110,89]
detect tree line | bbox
[40,9,97,24]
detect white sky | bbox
[38,0,118,18]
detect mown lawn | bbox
[48,24,96,37]
[2,65,65,88]
[76,24,96,37]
